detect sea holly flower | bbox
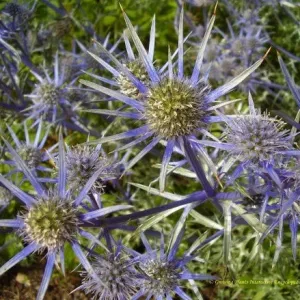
[225,112,291,166]
[23,53,87,132]
[64,143,118,192]
[79,242,141,299]
[132,218,216,299]
[194,93,297,184]
[117,58,150,99]
[1,0,37,30]
[0,133,132,299]
[81,7,268,194]
[2,121,52,173]
[114,25,158,99]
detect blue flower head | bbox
[81,6,268,193]
[196,93,297,185]
[24,53,86,132]
[64,143,118,192]
[0,132,132,299]
[224,107,292,167]
[133,229,216,299]
[79,242,140,300]
[202,18,268,93]
[3,121,51,172]
[1,0,36,29]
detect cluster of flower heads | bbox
[0,0,300,299]
[201,16,269,92]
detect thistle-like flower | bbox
[2,121,51,172]
[195,93,297,184]
[201,18,269,93]
[81,7,268,193]
[65,144,117,192]
[1,0,36,29]
[19,192,79,250]
[24,53,86,132]
[117,58,150,99]
[80,244,140,300]
[0,134,132,299]
[133,229,216,299]
[145,78,210,138]
[224,112,291,165]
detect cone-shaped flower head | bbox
[225,110,291,165]
[17,145,44,169]
[65,144,117,191]
[0,134,132,299]
[24,53,86,131]
[3,121,50,172]
[133,228,216,299]
[20,192,79,251]
[80,245,140,299]
[202,19,268,93]
[140,255,181,296]
[145,78,210,138]
[195,93,298,186]
[80,7,268,193]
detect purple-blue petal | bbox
[58,131,66,198]
[71,241,98,281]
[174,286,192,300]
[180,272,218,280]
[36,252,55,300]
[0,175,36,207]
[0,219,23,228]
[0,242,38,276]
[2,138,45,196]
[159,139,175,192]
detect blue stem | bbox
[181,136,215,197]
